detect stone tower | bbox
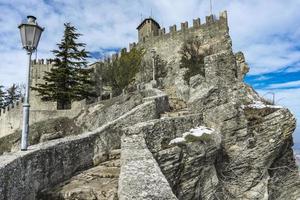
[30,59,57,110]
[137,18,160,42]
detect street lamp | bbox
[150,49,156,82]
[18,16,44,151]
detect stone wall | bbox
[118,133,177,200]
[131,11,229,59]
[0,99,86,138]
[0,89,169,200]
[133,11,231,100]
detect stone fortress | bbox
[0,10,299,200]
[0,10,234,138]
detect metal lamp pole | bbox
[18,16,44,151]
[151,49,156,81]
[20,51,32,150]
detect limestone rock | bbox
[38,150,121,200]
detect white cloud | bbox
[267,80,300,89]
[253,75,272,81]
[1,0,299,87]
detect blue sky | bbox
[0,0,299,143]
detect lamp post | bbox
[150,49,156,81]
[18,16,44,151]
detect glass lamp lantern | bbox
[18,16,44,53]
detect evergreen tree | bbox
[5,84,19,104]
[0,85,6,108]
[33,23,96,109]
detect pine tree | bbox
[5,84,19,104]
[33,23,96,109]
[0,85,6,108]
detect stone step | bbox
[37,156,121,200]
[86,166,120,178]
[109,149,121,160]
[161,109,191,118]
[168,97,187,111]
[101,159,121,168]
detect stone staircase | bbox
[161,97,191,118]
[38,149,121,200]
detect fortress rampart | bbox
[127,11,228,52]
[0,59,87,138]
[0,11,230,138]
[0,89,170,200]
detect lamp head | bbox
[18,15,44,53]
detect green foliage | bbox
[5,84,20,104]
[179,38,211,83]
[140,54,167,83]
[32,23,96,109]
[0,85,6,108]
[102,48,145,95]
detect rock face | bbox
[38,149,121,200]
[128,11,299,199]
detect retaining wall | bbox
[0,90,169,200]
[0,100,86,138]
[118,133,177,200]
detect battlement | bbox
[0,99,23,117]
[31,58,55,65]
[111,11,227,63]
[128,11,228,49]
[94,11,228,63]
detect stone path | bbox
[161,97,191,118]
[38,149,121,200]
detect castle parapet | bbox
[181,21,188,31]
[205,15,216,24]
[193,18,201,28]
[169,25,177,33]
[32,58,55,65]
[129,42,137,50]
[159,28,166,36]
[219,11,228,25]
[0,99,22,117]
[136,10,228,45]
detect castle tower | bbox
[137,18,160,42]
[30,59,57,110]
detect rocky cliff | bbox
[0,11,299,200]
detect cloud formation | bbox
[267,80,300,89]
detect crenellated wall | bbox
[0,59,87,138]
[132,11,231,100]
[0,10,230,138]
[0,98,87,138]
[127,11,228,52]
